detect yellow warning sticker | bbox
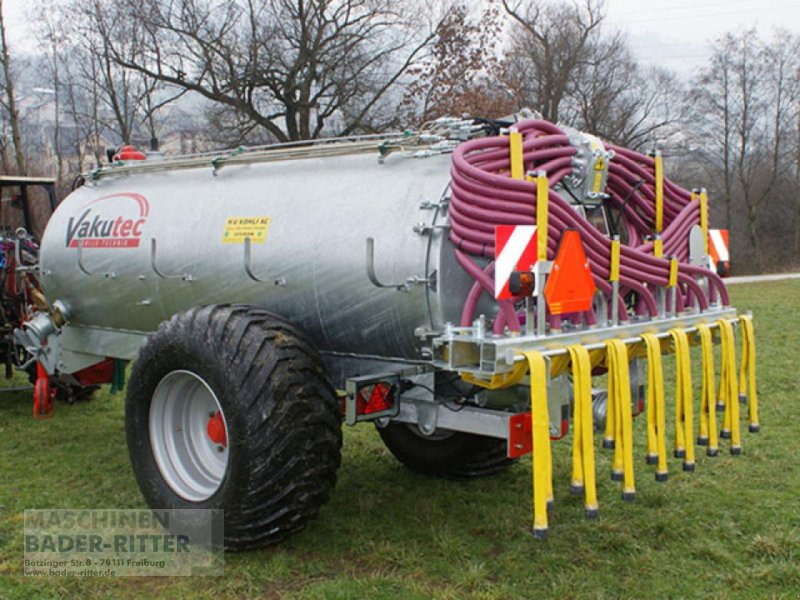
[222,216,271,244]
[593,172,603,193]
[594,156,606,171]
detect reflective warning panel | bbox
[494,225,538,300]
[544,229,596,314]
[709,229,729,274]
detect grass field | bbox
[1,280,799,599]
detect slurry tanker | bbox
[16,116,758,547]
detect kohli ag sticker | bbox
[222,216,271,244]
[66,193,150,248]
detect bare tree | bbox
[0,0,26,174]
[89,0,446,142]
[68,0,183,147]
[60,46,104,171]
[568,36,683,150]
[401,3,513,124]
[500,0,681,148]
[765,34,800,258]
[691,35,737,233]
[63,43,111,169]
[34,0,65,184]
[691,29,800,268]
[500,0,606,124]
[796,83,800,256]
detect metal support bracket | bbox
[535,260,552,336]
[412,223,450,235]
[242,237,287,286]
[419,198,450,210]
[366,237,436,292]
[76,240,114,278]
[151,238,193,281]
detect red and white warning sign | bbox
[494,225,537,299]
[708,228,730,276]
[708,229,729,268]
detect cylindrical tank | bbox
[40,150,482,363]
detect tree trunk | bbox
[0,0,26,175]
[747,205,760,271]
[52,49,63,186]
[795,98,800,256]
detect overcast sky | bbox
[604,0,800,72]
[2,0,799,76]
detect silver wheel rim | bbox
[405,423,454,440]
[149,370,229,502]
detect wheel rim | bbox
[149,370,229,502]
[404,423,454,440]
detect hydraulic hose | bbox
[449,119,730,328]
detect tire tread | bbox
[126,305,342,551]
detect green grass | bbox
[2,281,799,599]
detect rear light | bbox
[357,382,393,415]
[509,270,534,296]
[344,374,400,425]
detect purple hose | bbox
[448,118,729,330]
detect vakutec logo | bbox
[66,193,149,248]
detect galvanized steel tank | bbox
[39,149,481,371]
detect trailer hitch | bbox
[13,299,69,375]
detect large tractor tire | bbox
[377,422,515,479]
[125,305,342,550]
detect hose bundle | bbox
[449,119,730,333]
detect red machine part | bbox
[206,411,227,447]
[33,362,54,419]
[31,359,115,418]
[114,146,147,161]
[508,410,569,458]
[73,358,115,386]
